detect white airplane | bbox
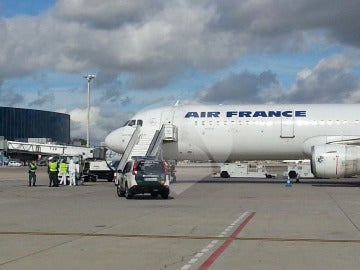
[105,103,360,178]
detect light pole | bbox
[83,74,96,147]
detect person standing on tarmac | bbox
[28,160,37,186]
[48,157,59,187]
[68,159,76,186]
[75,161,80,185]
[59,159,68,185]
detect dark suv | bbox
[116,157,170,199]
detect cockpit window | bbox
[122,119,143,127]
[128,120,136,126]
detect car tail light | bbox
[132,160,137,175]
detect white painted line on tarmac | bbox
[198,212,256,270]
[195,253,204,258]
[181,265,191,270]
[189,258,198,264]
[179,211,253,270]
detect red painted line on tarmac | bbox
[198,212,256,270]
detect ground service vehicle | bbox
[81,159,114,182]
[216,163,276,178]
[116,157,170,199]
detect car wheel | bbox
[117,185,125,197]
[160,191,169,199]
[125,184,132,199]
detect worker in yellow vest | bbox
[28,160,37,187]
[59,160,68,185]
[48,157,59,187]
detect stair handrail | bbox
[146,130,160,156]
[147,125,166,158]
[117,125,141,171]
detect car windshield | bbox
[137,160,164,175]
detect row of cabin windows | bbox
[121,119,359,127]
[193,119,359,126]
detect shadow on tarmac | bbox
[122,195,175,200]
[176,177,360,187]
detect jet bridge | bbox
[4,140,94,159]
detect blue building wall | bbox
[0,107,70,144]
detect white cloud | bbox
[286,54,360,103]
[1,0,360,144]
[1,0,360,86]
[315,54,358,71]
[69,106,107,144]
[197,53,360,105]
[297,68,312,80]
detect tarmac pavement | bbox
[0,166,359,270]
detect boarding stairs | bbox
[117,124,177,172]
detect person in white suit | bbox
[75,162,80,185]
[68,159,76,186]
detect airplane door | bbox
[281,110,295,138]
[161,110,174,124]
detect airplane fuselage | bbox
[164,104,360,161]
[106,104,360,162]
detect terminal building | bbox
[0,107,71,163]
[0,106,70,144]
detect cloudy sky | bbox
[0,0,360,145]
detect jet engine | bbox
[311,144,360,178]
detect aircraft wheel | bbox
[220,171,230,178]
[288,170,297,179]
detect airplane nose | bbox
[104,128,125,153]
